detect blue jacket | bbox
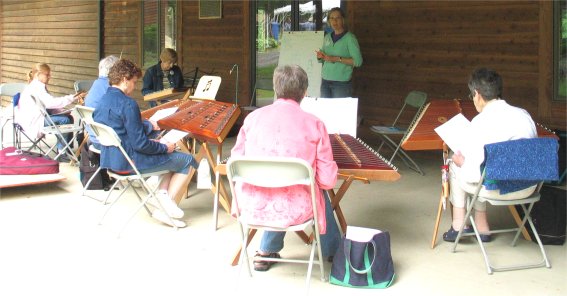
[93,87,168,172]
[141,62,184,95]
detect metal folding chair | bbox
[0,83,27,149]
[226,156,326,293]
[88,121,177,237]
[451,137,559,274]
[31,95,82,162]
[370,91,427,175]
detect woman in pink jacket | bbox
[231,64,340,272]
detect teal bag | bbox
[330,231,395,288]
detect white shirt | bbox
[15,79,75,139]
[459,99,537,182]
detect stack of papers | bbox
[434,113,472,152]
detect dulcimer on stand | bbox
[143,87,189,102]
[401,99,557,151]
[142,99,241,144]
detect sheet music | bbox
[300,96,358,137]
[346,226,382,242]
[150,107,178,121]
[160,129,188,144]
[434,113,472,152]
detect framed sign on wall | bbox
[199,0,222,19]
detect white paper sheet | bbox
[160,129,188,144]
[300,96,358,137]
[149,107,178,121]
[434,113,472,152]
[346,226,382,242]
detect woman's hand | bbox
[451,151,465,167]
[149,120,160,131]
[74,91,86,105]
[162,140,175,153]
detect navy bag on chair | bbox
[330,230,395,288]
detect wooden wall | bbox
[180,1,251,105]
[349,0,565,136]
[0,0,98,96]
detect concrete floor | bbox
[0,136,565,296]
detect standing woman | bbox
[94,59,198,228]
[316,7,363,98]
[15,63,86,162]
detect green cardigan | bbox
[319,31,363,82]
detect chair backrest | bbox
[391,91,427,126]
[226,156,318,223]
[0,83,27,97]
[74,80,95,93]
[75,105,95,123]
[482,137,559,193]
[190,75,221,100]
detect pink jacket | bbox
[231,98,338,233]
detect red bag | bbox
[0,147,59,175]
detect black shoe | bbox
[443,226,473,242]
[253,252,281,272]
[56,154,71,162]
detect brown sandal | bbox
[253,252,281,272]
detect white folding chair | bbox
[88,121,177,237]
[75,105,107,200]
[370,91,427,175]
[451,137,559,274]
[30,95,82,162]
[226,156,326,292]
[0,83,27,149]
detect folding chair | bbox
[0,83,27,149]
[30,95,82,162]
[88,121,178,237]
[75,105,106,200]
[73,80,95,93]
[451,137,559,274]
[226,156,326,292]
[370,91,427,175]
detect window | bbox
[142,0,178,69]
[555,1,566,101]
[253,0,340,105]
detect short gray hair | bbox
[98,55,119,78]
[273,65,308,102]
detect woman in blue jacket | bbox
[94,59,197,228]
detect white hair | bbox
[98,55,119,77]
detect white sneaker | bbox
[197,159,211,189]
[155,190,184,219]
[151,209,187,228]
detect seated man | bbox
[443,67,538,243]
[231,64,340,271]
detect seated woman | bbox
[231,64,340,271]
[94,58,197,228]
[141,48,184,108]
[15,63,86,162]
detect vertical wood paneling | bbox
[0,0,99,96]
[180,1,251,105]
[350,0,563,133]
